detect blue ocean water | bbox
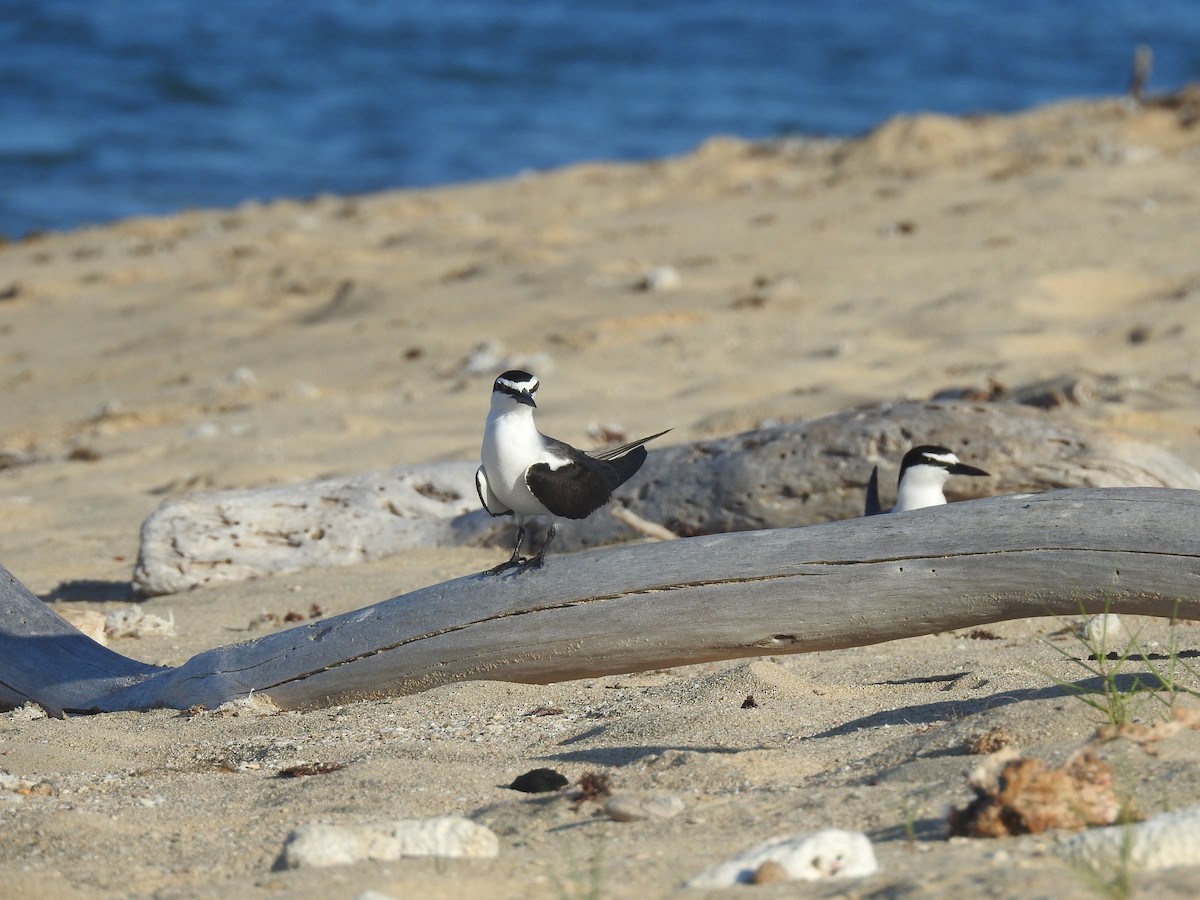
[2,1,1198,238]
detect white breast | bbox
[480,407,553,516]
[892,465,950,513]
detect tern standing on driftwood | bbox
[476,369,670,574]
[865,445,990,515]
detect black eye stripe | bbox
[901,444,955,471]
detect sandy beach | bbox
[3,91,1200,897]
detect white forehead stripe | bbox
[923,452,960,466]
[496,376,538,393]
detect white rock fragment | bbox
[59,609,109,645]
[213,694,282,717]
[637,265,682,292]
[281,816,499,869]
[462,341,507,376]
[461,341,554,379]
[686,829,878,888]
[1080,613,1125,651]
[105,606,176,639]
[0,772,55,801]
[1056,805,1200,873]
[0,773,40,793]
[189,422,220,440]
[227,367,258,389]
[604,791,686,822]
[7,703,49,721]
[283,823,362,868]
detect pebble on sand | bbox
[685,829,879,888]
[603,791,685,822]
[636,265,682,292]
[280,816,499,869]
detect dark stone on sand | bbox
[509,767,568,793]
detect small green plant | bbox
[1138,600,1200,712]
[1043,598,1198,727]
[901,795,919,850]
[550,836,606,900]
[1045,609,1153,727]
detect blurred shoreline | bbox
[5,1,1200,237]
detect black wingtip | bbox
[589,427,672,462]
[603,443,649,489]
[864,466,882,516]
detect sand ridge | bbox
[2,92,1200,896]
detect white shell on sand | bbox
[685,829,878,888]
[281,816,499,868]
[603,791,685,822]
[1055,805,1200,873]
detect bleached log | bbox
[133,401,1200,595]
[8,488,1200,715]
[0,567,163,717]
[133,462,489,596]
[614,399,1200,543]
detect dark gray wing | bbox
[864,466,883,516]
[526,434,654,519]
[525,460,617,519]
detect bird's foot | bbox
[517,553,548,573]
[483,554,533,576]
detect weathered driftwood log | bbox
[0,567,163,717]
[617,399,1200,539]
[9,488,1200,715]
[134,462,490,595]
[133,401,1200,595]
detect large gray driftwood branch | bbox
[5,488,1199,715]
[133,401,1200,595]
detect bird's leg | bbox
[521,523,557,571]
[484,523,527,576]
